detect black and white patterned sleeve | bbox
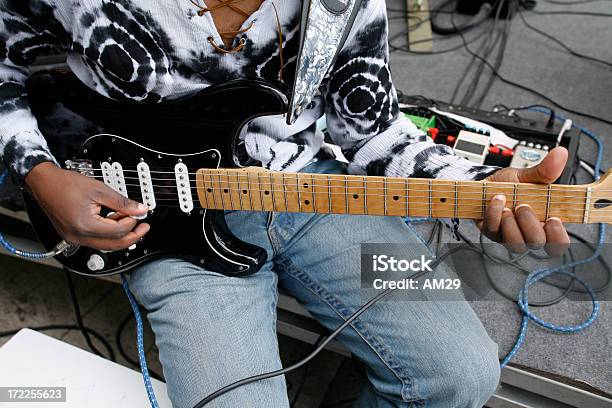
[322,0,497,181]
[0,1,62,186]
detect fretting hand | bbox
[479,146,570,256]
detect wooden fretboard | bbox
[195,168,611,224]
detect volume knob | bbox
[87,254,105,271]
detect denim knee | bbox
[437,338,500,407]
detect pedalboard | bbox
[399,95,581,184]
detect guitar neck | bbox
[195,168,609,224]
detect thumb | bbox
[95,186,148,216]
[516,146,568,184]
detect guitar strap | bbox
[286,0,364,124]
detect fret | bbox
[364,177,385,216]
[327,175,333,214]
[269,171,286,212]
[216,172,226,210]
[268,172,277,212]
[428,180,433,218]
[407,179,429,217]
[384,177,405,216]
[231,171,244,211]
[199,170,213,209]
[237,171,252,211]
[282,173,289,212]
[347,176,366,215]
[259,173,274,211]
[454,181,458,219]
[311,174,330,214]
[515,183,548,220]
[548,184,587,223]
[217,172,232,210]
[383,178,388,216]
[284,173,300,213]
[545,184,552,220]
[206,172,218,209]
[363,177,368,215]
[456,180,483,219]
[297,173,314,213]
[481,181,487,218]
[344,177,349,214]
[405,179,409,217]
[512,183,518,211]
[249,172,264,211]
[311,174,317,212]
[211,172,225,210]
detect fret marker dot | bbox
[303,183,309,189]
[304,200,310,205]
[265,191,270,195]
[353,194,359,199]
[242,190,248,194]
[207,188,212,193]
[393,196,399,201]
[224,189,229,194]
[440,197,447,203]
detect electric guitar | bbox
[23,71,612,277]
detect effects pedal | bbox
[510,141,549,169]
[453,130,491,165]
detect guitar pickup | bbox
[100,161,128,198]
[175,162,194,213]
[137,161,156,210]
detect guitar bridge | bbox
[65,160,94,177]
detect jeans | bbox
[128,160,500,408]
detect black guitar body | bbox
[23,71,287,277]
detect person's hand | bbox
[25,162,150,251]
[478,147,570,256]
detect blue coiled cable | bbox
[121,273,160,408]
[0,170,68,259]
[500,108,605,368]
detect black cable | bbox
[116,312,164,381]
[518,8,612,69]
[191,259,449,408]
[452,15,612,126]
[430,0,492,35]
[64,268,116,361]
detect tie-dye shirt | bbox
[0,0,496,187]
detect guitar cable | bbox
[0,170,72,259]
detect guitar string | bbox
[120,187,593,206]
[94,173,596,199]
[116,186,603,214]
[115,182,599,203]
[84,168,610,193]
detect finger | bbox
[514,204,546,250]
[82,223,150,251]
[501,208,527,253]
[93,187,148,217]
[544,217,570,257]
[481,195,506,241]
[516,146,568,184]
[80,214,139,239]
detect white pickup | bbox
[100,161,128,198]
[174,162,193,213]
[137,161,156,210]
